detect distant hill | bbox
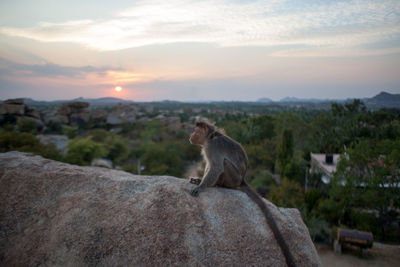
[257,97,273,103]
[2,91,398,109]
[72,97,134,106]
[255,91,399,108]
[364,91,400,108]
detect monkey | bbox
[188,121,296,267]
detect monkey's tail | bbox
[240,180,296,267]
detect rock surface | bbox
[0,99,44,131]
[106,103,138,125]
[0,152,321,266]
[56,101,90,126]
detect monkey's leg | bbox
[218,159,243,188]
[190,163,223,197]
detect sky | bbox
[0,0,399,101]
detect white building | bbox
[310,153,341,184]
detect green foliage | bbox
[324,138,400,241]
[270,177,304,208]
[65,137,106,166]
[245,139,276,171]
[17,118,37,134]
[302,211,331,243]
[140,141,184,177]
[304,189,320,212]
[283,158,306,184]
[0,132,62,161]
[63,126,78,139]
[140,120,162,142]
[246,115,275,143]
[249,170,276,196]
[276,129,294,176]
[45,121,63,134]
[183,142,201,161]
[308,112,339,152]
[87,129,129,164]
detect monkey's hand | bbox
[190,187,200,197]
[189,178,201,185]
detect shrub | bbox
[65,137,106,166]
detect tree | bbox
[65,137,106,166]
[247,115,275,143]
[88,129,129,164]
[269,177,304,208]
[276,129,294,177]
[17,118,38,134]
[140,141,185,177]
[327,139,400,240]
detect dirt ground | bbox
[317,242,400,267]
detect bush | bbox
[302,211,331,243]
[269,177,304,208]
[45,121,63,134]
[0,132,62,161]
[63,126,79,139]
[17,118,38,134]
[140,141,186,177]
[249,170,276,196]
[64,137,106,166]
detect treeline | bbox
[219,100,400,243]
[1,100,399,243]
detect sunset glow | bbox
[0,0,399,101]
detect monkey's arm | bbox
[188,161,210,185]
[190,152,224,197]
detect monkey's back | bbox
[207,133,248,177]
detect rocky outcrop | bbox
[57,101,90,126]
[0,152,321,266]
[0,99,44,131]
[41,110,69,125]
[3,99,24,105]
[106,103,138,125]
[90,109,108,123]
[0,103,25,116]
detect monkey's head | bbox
[189,121,214,145]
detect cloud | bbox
[0,57,119,78]
[0,0,399,56]
[0,57,154,88]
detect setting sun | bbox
[115,86,122,92]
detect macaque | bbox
[188,121,296,267]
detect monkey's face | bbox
[189,126,207,145]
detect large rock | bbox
[0,103,25,115]
[0,152,321,266]
[53,102,90,126]
[57,102,89,116]
[3,98,24,105]
[106,103,137,125]
[25,106,41,119]
[90,109,107,123]
[41,110,69,125]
